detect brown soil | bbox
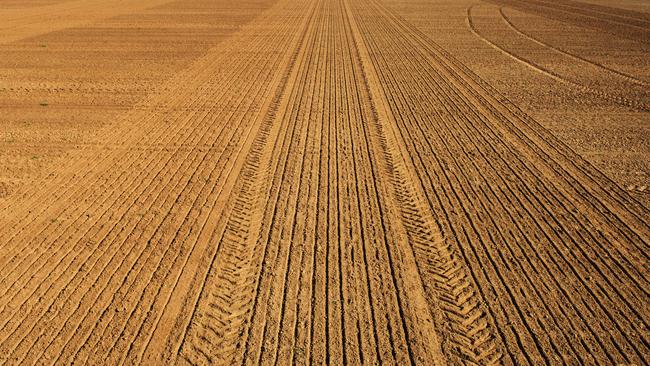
[0,0,647,364]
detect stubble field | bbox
[0,0,648,364]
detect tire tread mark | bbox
[498,6,650,87]
[467,4,649,112]
[344,1,505,363]
[178,5,319,364]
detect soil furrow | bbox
[0,0,647,363]
[347,0,649,362]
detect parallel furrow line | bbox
[498,6,649,86]
[467,5,649,112]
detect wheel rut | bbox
[467,4,649,112]
[0,0,647,364]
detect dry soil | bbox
[0,0,648,364]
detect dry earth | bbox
[0,0,648,364]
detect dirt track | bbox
[0,0,648,364]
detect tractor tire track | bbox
[482,0,650,44]
[0,0,647,363]
[182,0,446,364]
[0,0,316,364]
[347,0,649,363]
[498,6,649,87]
[467,4,649,112]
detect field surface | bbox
[0,0,648,364]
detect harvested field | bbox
[0,0,648,364]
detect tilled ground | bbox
[0,0,648,365]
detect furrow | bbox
[498,6,649,87]
[346,0,650,363]
[179,2,321,364]
[482,0,650,44]
[467,5,649,112]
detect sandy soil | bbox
[0,0,647,364]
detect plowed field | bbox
[0,0,648,364]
